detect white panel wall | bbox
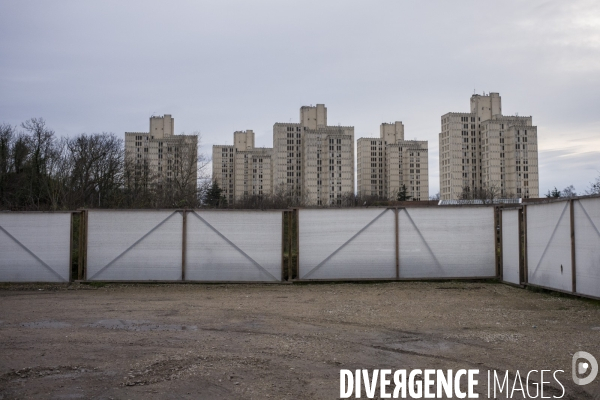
[299,209,396,279]
[87,211,183,281]
[502,209,521,285]
[399,207,495,278]
[0,213,71,282]
[185,211,282,281]
[526,202,572,291]
[574,198,600,298]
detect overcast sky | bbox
[1,0,599,196]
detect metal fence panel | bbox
[399,207,495,278]
[298,209,396,280]
[502,209,520,285]
[185,211,282,281]
[87,210,183,281]
[574,198,600,298]
[526,201,572,292]
[0,213,71,282]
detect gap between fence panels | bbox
[501,280,525,289]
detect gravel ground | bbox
[0,281,599,399]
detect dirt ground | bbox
[0,281,599,399]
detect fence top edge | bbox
[523,193,600,206]
[0,210,76,214]
[294,204,502,212]
[82,208,291,213]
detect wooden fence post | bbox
[395,208,399,280]
[522,205,528,284]
[498,206,503,281]
[570,199,576,293]
[69,212,74,282]
[518,207,524,285]
[182,210,187,281]
[294,209,299,280]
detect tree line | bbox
[204,181,436,209]
[0,118,433,211]
[2,118,598,210]
[543,183,600,199]
[458,179,600,202]
[0,118,209,211]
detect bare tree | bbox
[561,185,577,198]
[21,118,56,209]
[67,133,124,209]
[460,184,506,204]
[44,137,72,210]
[272,183,311,208]
[0,124,16,207]
[123,155,155,208]
[352,192,391,207]
[160,136,200,208]
[2,132,31,209]
[585,174,600,195]
[0,119,59,209]
[226,183,317,209]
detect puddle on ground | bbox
[21,321,71,329]
[85,319,197,332]
[384,337,456,353]
[375,331,471,356]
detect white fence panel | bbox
[502,209,520,285]
[574,198,600,298]
[526,202,572,292]
[185,211,282,281]
[399,207,495,278]
[87,210,183,281]
[299,209,396,279]
[0,213,71,282]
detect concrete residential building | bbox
[125,114,198,188]
[212,130,273,203]
[272,104,354,206]
[439,93,539,200]
[357,122,429,201]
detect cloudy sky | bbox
[1,0,599,196]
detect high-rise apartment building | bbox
[272,104,355,206]
[125,114,198,188]
[212,104,354,206]
[212,130,273,203]
[439,93,539,200]
[357,122,429,200]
